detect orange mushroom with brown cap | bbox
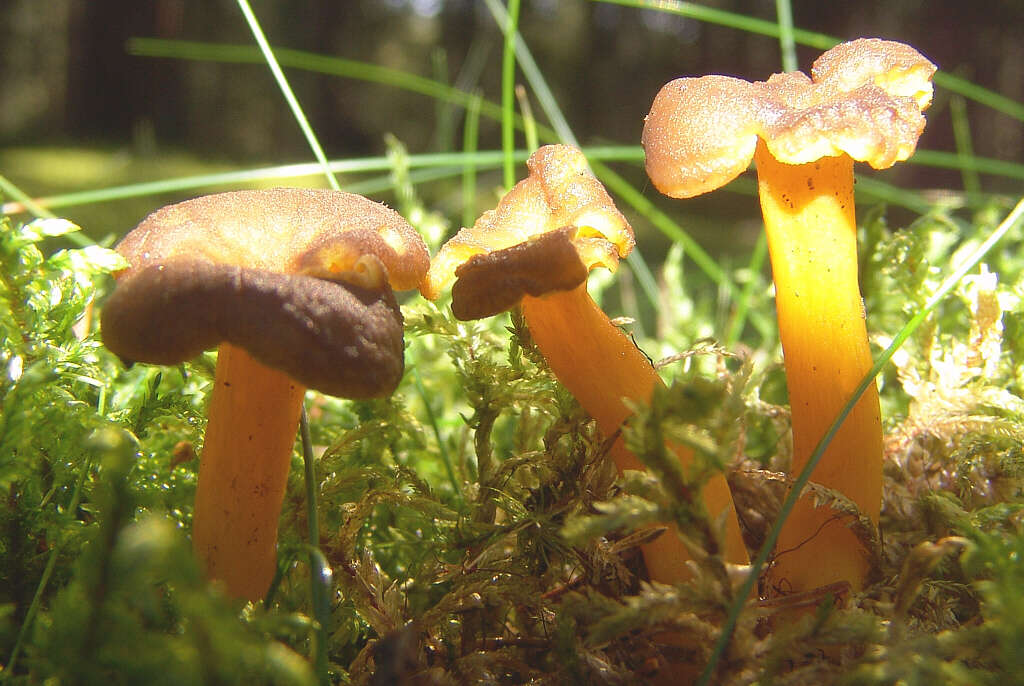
[102,188,428,601]
[642,38,936,594]
[422,144,749,582]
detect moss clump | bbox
[3,194,1024,684]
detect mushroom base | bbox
[755,142,882,594]
[192,343,306,601]
[521,286,749,581]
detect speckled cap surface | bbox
[642,38,937,198]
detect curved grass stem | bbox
[300,409,331,686]
[235,0,339,191]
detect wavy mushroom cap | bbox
[101,188,430,398]
[421,144,634,318]
[642,38,937,198]
[114,188,429,291]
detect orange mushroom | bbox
[642,39,936,593]
[423,144,749,582]
[102,188,428,600]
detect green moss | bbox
[3,192,1023,684]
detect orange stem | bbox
[192,343,306,601]
[521,286,749,582]
[754,140,882,593]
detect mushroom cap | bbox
[102,258,404,398]
[449,227,589,320]
[101,188,429,398]
[642,38,937,199]
[114,188,429,291]
[421,144,634,318]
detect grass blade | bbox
[515,85,539,154]
[462,93,483,229]
[774,0,798,72]
[481,0,578,146]
[501,0,523,189]
[724,232,768,347]
[299,409,331,686]
[235,0,339,191]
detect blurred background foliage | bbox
[2,0,1022,252]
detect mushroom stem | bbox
[192,342,306,601]
[520,285,749,580]
[754,140,882,592]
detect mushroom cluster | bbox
[643,38,936,593]
[102,188,428,600]
[100,36,937,607]
[424,144,749,582]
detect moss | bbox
[3,186,1024,686]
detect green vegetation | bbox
[3,2,1024,684]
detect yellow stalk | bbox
[521,285,749,581]
[754,140,882,593]
[192,343,306,601]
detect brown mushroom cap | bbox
[448,227,588,320]
[642,38,937,198]
[101,188,429,398]
[421,144,634,316]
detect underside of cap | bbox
[114,188,429,292]
[101,257,405,399]
[642,38,937,198]
[450,227,589,321]
[421,144,634,304]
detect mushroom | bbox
[422,144,749,582]
[101,188,429,601]
[642,39,936,593]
